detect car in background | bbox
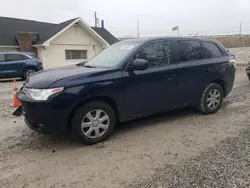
[17,37,235,145]
[0,52,43,79]
[246,61,250,81]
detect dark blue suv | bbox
[17,37,235,144]
[0,52,43,79]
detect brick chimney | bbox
[15,32,39,52]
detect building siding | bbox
[0,47,18,52]
[42,25,104,68]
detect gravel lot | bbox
[0,68,250,188]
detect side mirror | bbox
[131,59,149,71]
[228,50,235,59]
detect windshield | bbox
[84,41,141,68]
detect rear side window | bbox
[0,54,4,62]
[5,54,27,61]
[202,42,222,57]
[178,40,204,61]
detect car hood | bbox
[24,65,107,88]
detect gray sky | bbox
[1,0,250,37]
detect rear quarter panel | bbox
[22,58,43,74]
[201,40,235,97]
[208,53,235,97]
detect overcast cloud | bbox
[1,0,250,37]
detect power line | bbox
[83,12,249,37]
[240,22,242,37]
[84,10,170,17]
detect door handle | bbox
[204,67,212,72]
[164,74,175,80]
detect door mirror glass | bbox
[131,59,149,71]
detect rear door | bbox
[1,54,27,77]
[174,39,212,105]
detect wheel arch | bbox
[67,96,120,132]
[22,66,37,79]
[23,66,37,74]
[210,79,226,97]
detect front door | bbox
[0,54,6,78]
[124,40,177,116]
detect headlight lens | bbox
[27,87,64,101]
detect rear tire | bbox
[23,68,36,80]
[71,101,116,145]
[199,83,224,114]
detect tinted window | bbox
[65,50,87,60]
[5,54,27,61]
[178,40,204,61]
[203,42,222,57]
[0,54,4,62]
[135,40,172,67]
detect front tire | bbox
[199,83,224,114]
[71,101,116,145]
[23,68,36,80]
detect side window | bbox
[135,40,172,67]
[0,54,4,62]
[5,54,27,61]
[178,40,204,61]
[202,42,222,57]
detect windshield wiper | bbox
[84,65,96,68]
[76,61,87,67]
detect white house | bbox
[0,16,118,68]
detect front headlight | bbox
[27,87,64,101]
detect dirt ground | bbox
[0,68,249,188]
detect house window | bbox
[65,50,87,60]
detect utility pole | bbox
[239,22,242,37]
[240,22,244,48]
[137,18,140,38]
[94,11,97,27]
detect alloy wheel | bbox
[206,89,221,110]
[26,69,35,77]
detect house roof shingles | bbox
[0,16,118,46]
[91,27,119,46]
